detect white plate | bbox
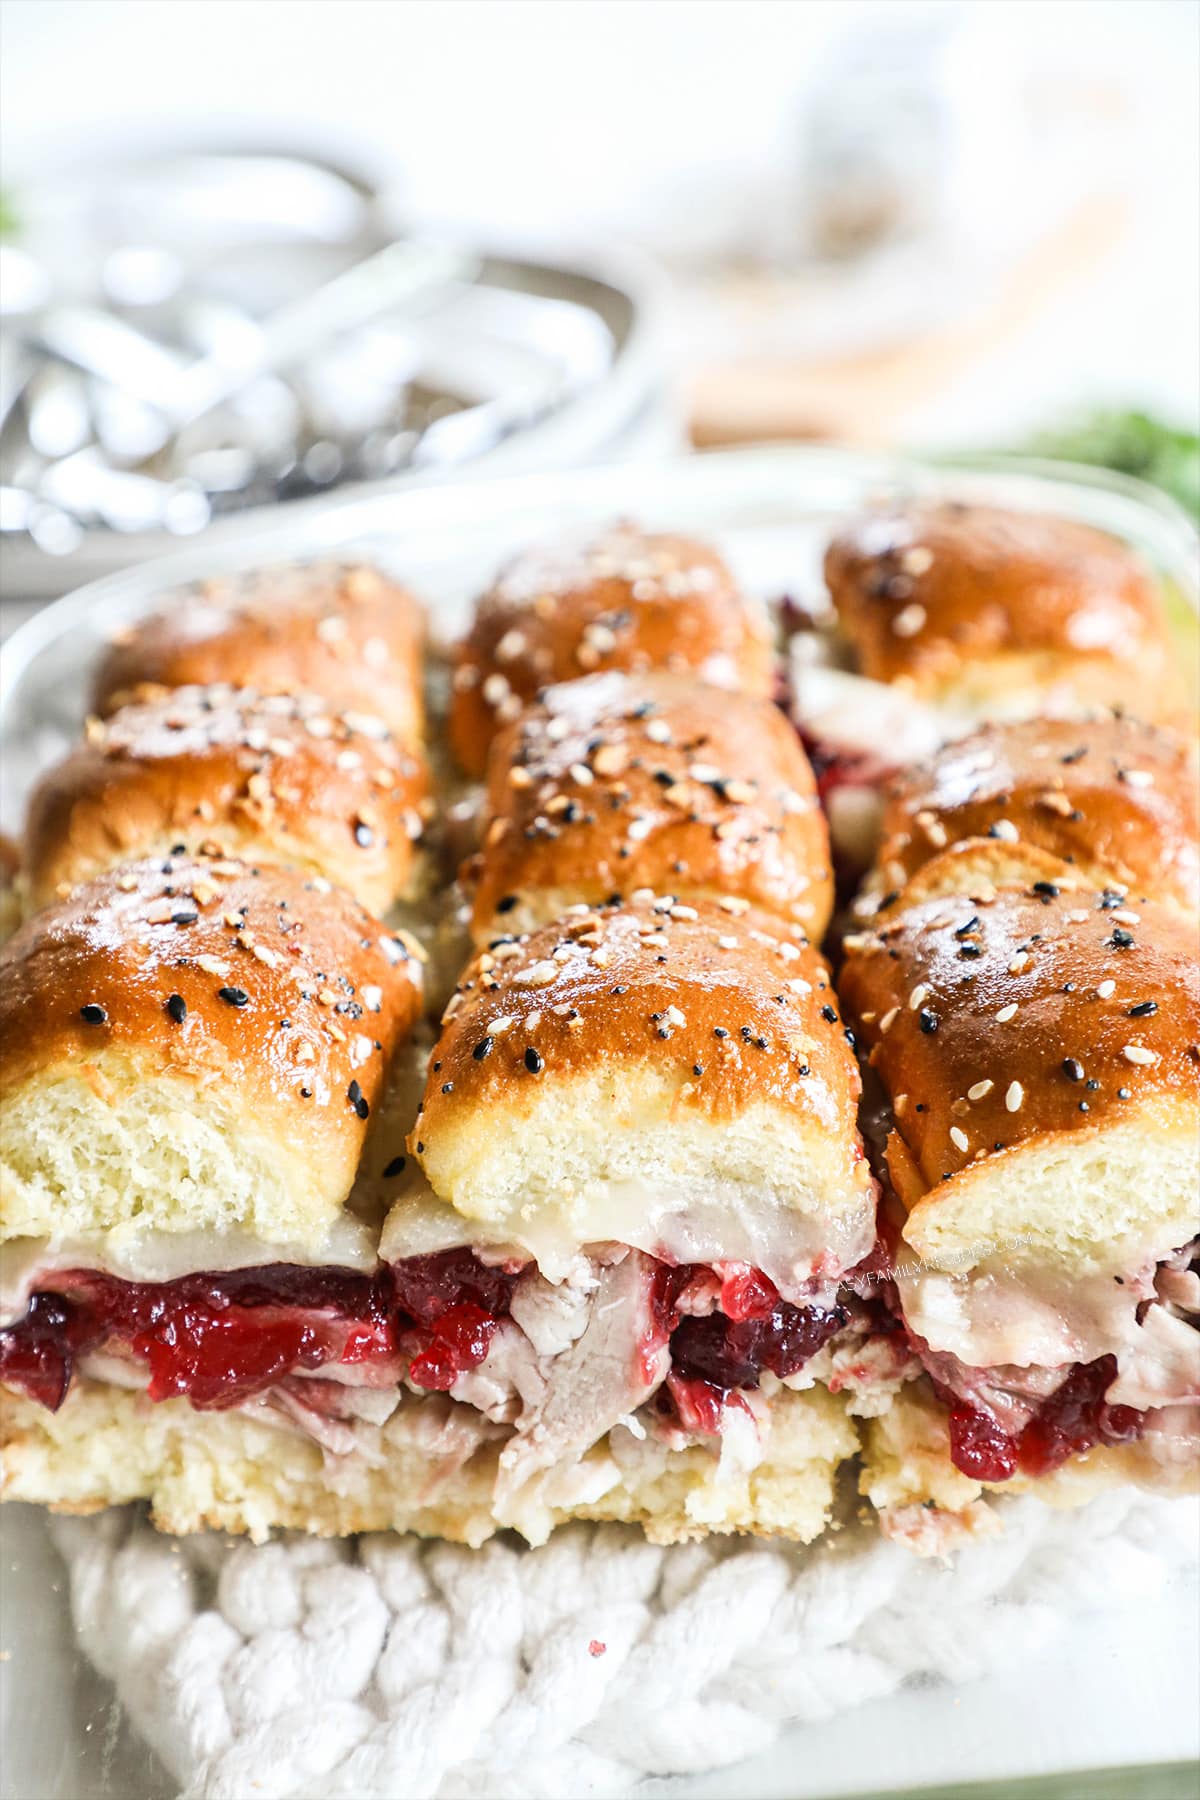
[1,446,1197,1800]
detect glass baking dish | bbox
[0,445,1196,1800]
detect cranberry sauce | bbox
[0,1252,517,1413]
[650,1263,847,1431]
[942,1355,1145,1484]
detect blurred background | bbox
[0,0,1197,609]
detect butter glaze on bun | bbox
[23,685,432,919]
[0,856,423,1252]
[824,503,1182,720]
[469,670,831,942]
[839,843,1200,1271]
[413,894,875,1283]
[448,524,774,776]
[874,715,1199,916]
[92,562,426,748]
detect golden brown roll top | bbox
[874,715,1200,916]
[468,670,832,942]
[401,895,876,1288]
[839,842,1200,1272]
[0,855,423,1257]
[448,523,774,776]
[824,503,1182,721]
[92,561,427,749]
[23,685,433,918]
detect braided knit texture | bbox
[49,1490,1198,1799]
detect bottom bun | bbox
[1,1378,856,1549]
[859,1382,1198,1554]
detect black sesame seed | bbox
[218,986,249,1007]
[714,1026,729,1039]
[524,1046,544,1074]
[441,1081,454,1094]
[1078,1100,1090,1112]
[1032,881,1060,899]
[821,1004,838,1023]
[382,1155,407,1178]
[693,1064,704,1077]
[472,1037,494,1061]
[354,823,374,848]
[1061,746,1088,764]
[347,1079,369,1119]
[1109,927,1135,950]
[958,943,982,959]
[918,1009,938,1034]
[1117,1087,1131,1100]
[300,1085,313,1098]
[416,1141,425,1154]
[610,984,628,995]
[165,993,187,1025]
[1128,1000,1158,1017]
[1062,1058,1084,1081]
[496,895,518,914]
[1086,1078,1100,1090]
[954,917,980,939]
[79,1003,108,1024]
[171,907,199,926]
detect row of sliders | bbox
[1,509,1196,1553]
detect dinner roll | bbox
[24,685,432,918]
[839,843,1200,1274]
[468,670,832,942]
[92,562,426,748]
[0,855,423,1255]
[824,503,1182,721]
[873,715,1199,916]
[448,523,774,776]
[411,895,875,1286]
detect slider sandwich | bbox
[837,840,1199,1547]
[448,524,774,777]
[93,560,427,750]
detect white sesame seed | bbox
[481,673,511,707]
[879,1006,900,1034]
[1120,768,1154,788]
[515,960,560,988]
[644,719,672,744]
[1008,953,1031,975]
[995,1003,1018,1022]
[495,628,526,663]
[1005,1081,1024,1111]
[718,935,740,950]
[627,817,653,842]
[950,1126,970,1152]
[1122,1043,1158,1065]
[893,1093,908,1116]
[892,602,927,638]
[1109,910,1141,926]
[490,1014,518,1034]
[1096,979,1116,998]
[967,1079,994,1101]
[908,984,929,1010]
[991,819,1019,842]
[568,762,594,786]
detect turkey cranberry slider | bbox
[0,855,438,1533]
[838,841,1199,1543]
[866,714,1199,920]
[468,670,832,943]
[23,685,433,919]
[378,894,874,1544]
[93,561,426,750]
[448,523,774,777]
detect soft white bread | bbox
[1,1377,856,1548]
[824,502,1186,724]
[92,561,427,749]
[858,1382,1199,1550]
[0,856,423,1256]
[406,895,876,1287]
[448,524,775,777]
[469,670,832,943]
[839,841,1200,1276]
[23,685,433,918]
[873,714,1200,917]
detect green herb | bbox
[1024,409,1199,523]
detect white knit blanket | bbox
[49,1492,1195,1800]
